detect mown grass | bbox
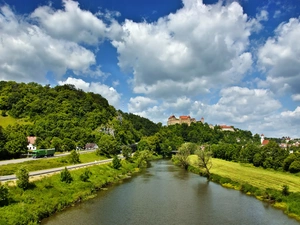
[0,152,106,176]
[0,112,32,128]
[0,160,138,225]
[210,158,300,193]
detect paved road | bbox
[0,150,96,166]
[0,158,113,182]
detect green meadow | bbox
[0,112,32,128]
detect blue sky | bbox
[1,0,300,138]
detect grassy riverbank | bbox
[0,160,139,225]
[0,152,106,176]
[188,156,300,221]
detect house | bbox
[85,143,98,150]
[219,125,235,132]
[260,134,269,146]
[27,136,37,150]
[167,115,202,126]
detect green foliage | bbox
[112,155,122,169]
[68,150,81,164]
[173,142,197,170]
[282,185,290,196]
[60,167,73,183]
[0,183,9,206]
[289,160,300,173]
[0,159,138,224]
[283,154,297,171]
[79,169,92,182]
[195,149,212,178]
[121,145,132,160]
[133,150,153,168]
[96,134,120,157]
[16,166,29,190]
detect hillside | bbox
[0,81,159,160]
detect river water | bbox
[43,160,299,225]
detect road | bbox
[0,149,96,166]
[0,158,113,182]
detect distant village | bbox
[167,115,300,153]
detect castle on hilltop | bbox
[167,115,204,126]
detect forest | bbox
[0,80,299,173]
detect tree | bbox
[195,148,212,179]
[96,134,120,157]
[0,183,9,206]
[289,160,300,173]
[133,150,153,168]
[121,145,132,160]
[60,167,73,183]
[112,155,122,169]
[68,150,80,164]
[16,166,29,190]
[79,169,92,182]
[173,142,196,170]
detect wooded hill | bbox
[0,81,159,159]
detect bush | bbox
[282,185,289,196]
[112,155,122,170]
[80,169,92,182]
[16,166,29,190]
[289,160,300,173]
[60,167,73,183]
[68,150,80,164]
[0,183,9,206]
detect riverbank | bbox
[0,160,139,224]
[187,157,300,222]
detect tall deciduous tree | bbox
[195,149,212,179]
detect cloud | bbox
[190,87,281,125]
[58,77,121,107]
[31,0,107,45]
[256,9,268,21]
[128,96,157,112]
[292,94,300,101]
[112,0,258,100]
[258,17,300,95]
[0,4,104,83]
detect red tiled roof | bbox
[27,136,36,144]
[180,115,190,120]
[168,115,176,119]
[262,140,269,145]
[220,125,232,129]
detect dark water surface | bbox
[43,160,299,225]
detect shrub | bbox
[112,155,122,170]
[282,185,289,196]
[16,166,29,190]
[60,167,73,183]
[289,160,300,173]
[80,169,92,182]
[0,183,9,206]
[68,150,80,164]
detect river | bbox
[42,160,299,225]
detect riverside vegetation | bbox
[0,150,159,225]
[1,81,300,222]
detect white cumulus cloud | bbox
[112,0,258,100]
[258,17,300,95]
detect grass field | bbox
[0,152,106,176]
[0,112,32,128]
[191,157,300,193]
